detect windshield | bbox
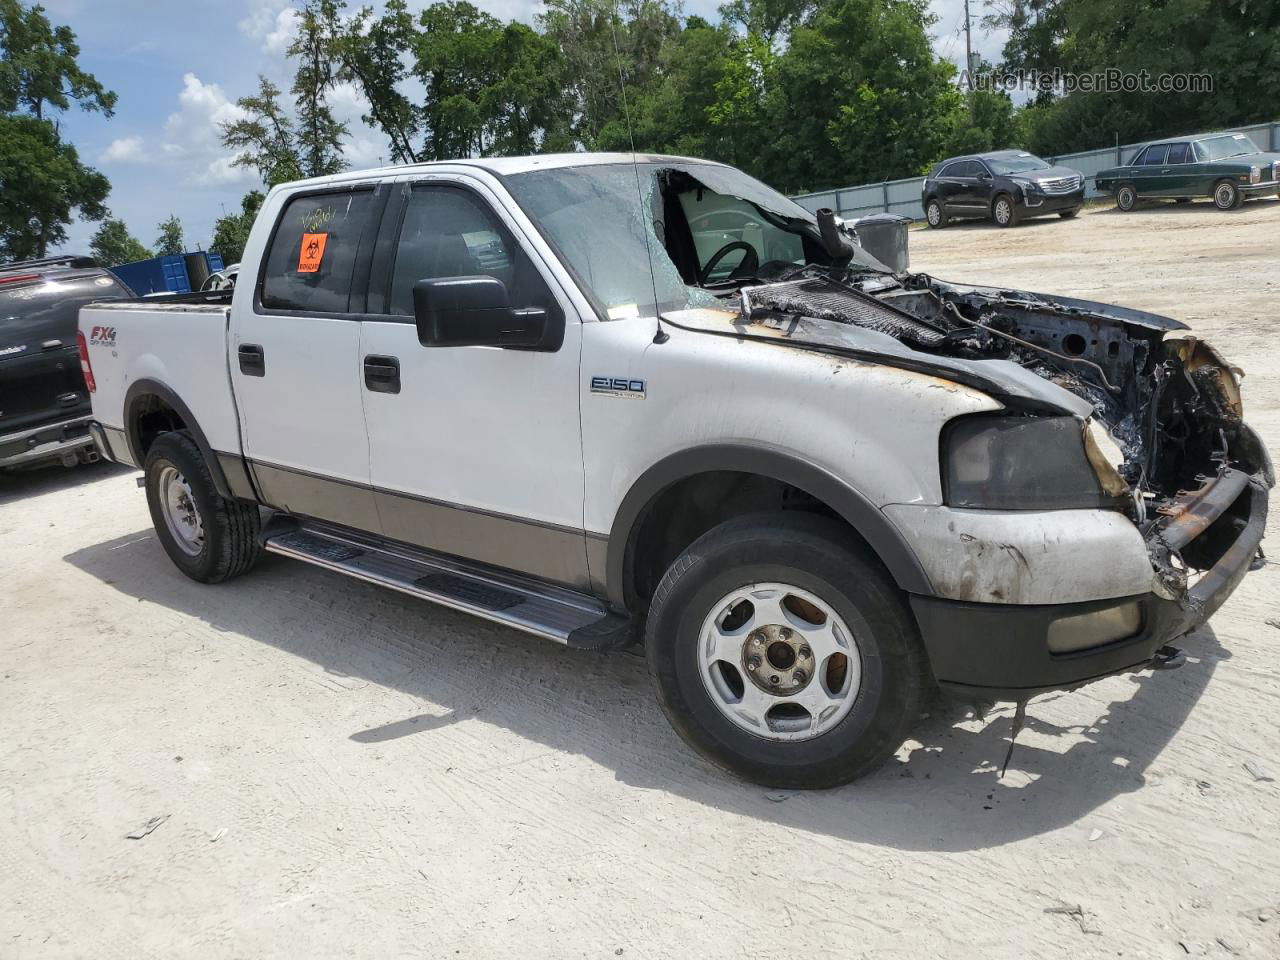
[504,161,865,319]
[986,154,1050,175]
[1197,134,1259,161]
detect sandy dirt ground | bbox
[2,198,1279,959]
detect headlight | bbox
[1250,165,1261,183]
[942,415,1114,510]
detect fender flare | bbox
[122,378,254,500]
[604,443,934,608]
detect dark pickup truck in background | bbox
[0,256,133,472]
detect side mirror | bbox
[413,276,547,349]
[976,171,992,181]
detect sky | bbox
[42,0,1007,257]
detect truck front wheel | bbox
[144,431,261,583]
[645,513,927,788]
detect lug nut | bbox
[793,670,807,684]
[769,675,780,685]
[748,655,762,669]
[798,646,811,658]
[753,636,763,646]
[780,628,792,640]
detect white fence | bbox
[791,119,1280,220]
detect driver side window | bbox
[387,184,550,318]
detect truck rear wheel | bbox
[645,513,927,788]
[144,431,261,583]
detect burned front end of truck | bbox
[510,158,1269,701]
[661,211,1270,700]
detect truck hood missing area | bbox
[662,268,1272,601]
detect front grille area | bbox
[1040,175,1082,194]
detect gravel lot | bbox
[3,198,1278,959]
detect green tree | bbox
[329,0,422,163]
[220,76,305,186]
[0,0,116,118]
[718,0,816,46]
[0,114,108,260]
[155,214,184,256]
[982,1,1067,106]
[0,0,114,259]
[985,0,1280,155]
[210,191,264,266]
[413,2,573,159]
[289,0,348,178]
[760,0,962,192]
[88,217,150,267]
[539,0,681,150]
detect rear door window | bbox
[260,189,377,313]
[1166,142,1191,164]
[1137,145,1169,166]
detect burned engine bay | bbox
[663,259,1271,605]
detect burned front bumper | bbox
[907,470,1269,700]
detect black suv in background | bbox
[922,150,1085,228]
[0,256,133,471]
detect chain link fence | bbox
[790,120,1280,220]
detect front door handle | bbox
[238,343,265,377]
[363,354,400,394]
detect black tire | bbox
[645,513,928,789]
[144,431,261,583]
[1058,207,1080,219]
[1213,179,1242,211]
[992,193,1019,227]
[925,198,947,229]
[1115,184,1138,212]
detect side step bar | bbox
[261,519,634,650]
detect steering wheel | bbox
[699,241,759,285]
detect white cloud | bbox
[200,154,256,186]
[161,73,254,187]
[99,136,148,165]
[239,0,298,54]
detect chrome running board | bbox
[262,519,622,645]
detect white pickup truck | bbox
[80,153,1271,787]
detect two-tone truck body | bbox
[80,154,1271,787]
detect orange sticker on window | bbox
[297,232,328,273]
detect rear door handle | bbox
[363,354,400,394]
[238,343,265,377]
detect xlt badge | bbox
[590,376,646,399]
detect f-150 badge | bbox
[590,376,646,399]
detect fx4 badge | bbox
[590,376,646,399]
[89,326,116,347]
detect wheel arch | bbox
[123,379,253,500]
[604,444,933,612]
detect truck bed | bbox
[80,296,242,464]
